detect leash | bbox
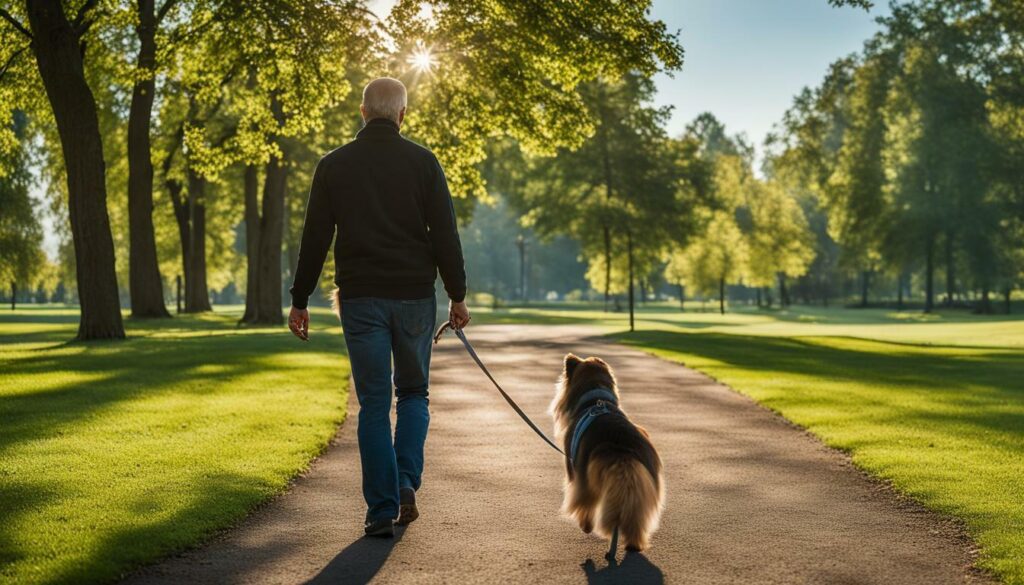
[434,322,565,457]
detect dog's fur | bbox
[330,288,342,319]
[551,354,664,552]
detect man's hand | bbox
[449,300,471,330]
[289,306,310,341]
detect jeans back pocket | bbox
[400,298,435,338]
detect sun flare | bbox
[407,45,437,73]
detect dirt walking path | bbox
[124,324,986,584]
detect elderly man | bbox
[288,77,470,537]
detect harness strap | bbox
[573,388,618,415]
[570,397,621,462]
[434,322,565,457]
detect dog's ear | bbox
[564,353,583,379]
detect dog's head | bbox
[550,353,618,439]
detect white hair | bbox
[361,77,408,123]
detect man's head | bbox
[360,77,407,126]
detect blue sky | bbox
[649,0,889,145]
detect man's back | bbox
[287,77,469,537]
[289,118,466,309]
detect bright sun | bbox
[407,46,437,73]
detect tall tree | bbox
[123,0,190,318]
[597,76,693,328]
[507,74,695,327]
[2,1,126,339]
[221,1,379,324]
[744,180,816,307]
[675,209,748,315]
[0,111,42,309]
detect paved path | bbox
[125,325,987,585]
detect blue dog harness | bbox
[569,387,621,463]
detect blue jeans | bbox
[341,296,436,522]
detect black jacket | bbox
[289,118,467,309]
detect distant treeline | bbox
[2,1,1019,337]
[482,1,1023,317]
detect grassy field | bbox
[0,306,350,585]
[4,301,1022,583]
[477,302,1024,583]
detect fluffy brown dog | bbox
[551,353,664,555]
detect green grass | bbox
[477,302,1024,583]
[0,306,350,585]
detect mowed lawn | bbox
[0,306,350,585]
[477,303,1024,583]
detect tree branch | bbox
[72,0,100,32]
[162,123,186,210]
[76,14,100,39]
[0,44,29,83]
[156,0,181,24]
[163,123,185,176]
[0,8,32,39]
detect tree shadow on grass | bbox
[49,472,282,585]
[306,527,406,585]
[616,330,1024,396]
[0,317,348,455]
[0,311,81,325]
[1,311,351,583]
[613,330,1024,446]
[0,478,56,575]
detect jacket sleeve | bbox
[289,160,335,309]
[424,155,467,302]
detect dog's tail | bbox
[591,458,662,551]
[330,288,341,320]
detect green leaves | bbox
[771,0,1024,308]
[389,0,682,199]
[0,111,42,286]
[828,0,874,9]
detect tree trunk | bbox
[627,230,635,332]
[924,235,935,313]
[944,230,955,306]
[10,281,15,310]
[602,224,611,313]
[896,272,904,310]
[977,286,992,314]
[184,170,212,312]
[241,164,261,322]
[26,0,125,340]
[639,277,646,306]
[719,276,726,315]
[756,287,762,308]
[678,284,685,312]
[168,176,191,303]
[251,148,289,324]
[1004,287,1011,314]
[126,0,170,318]
[860,269,870,307]
[778,272,789,307]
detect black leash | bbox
[434,322,565,457]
